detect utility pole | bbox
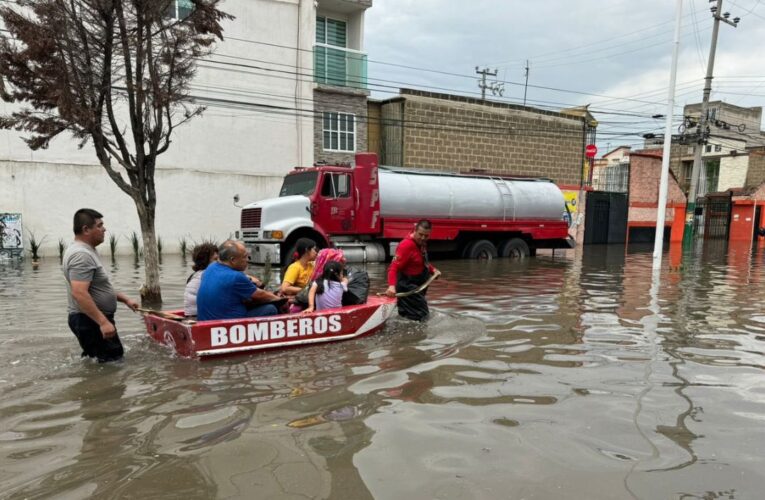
[476,66,498,101]
[653,0,683,270]
[683,0,739,246]
[523,60,530,106]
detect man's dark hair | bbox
[218,240,243,262]
[415,219,432,230]
[191,242,218,272]
[73,208,103,234]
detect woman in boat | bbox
[304,261,348,313]
[184,243,219,317]
[280,238,318,298]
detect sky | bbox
[364,0,765,154]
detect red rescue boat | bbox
[143,296,397,358]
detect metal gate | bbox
[699,193,732,240]
[584,191,628,245]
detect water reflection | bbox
[1,247,764,498]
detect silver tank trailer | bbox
[378,168,565,221]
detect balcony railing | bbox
[314,44,368,90]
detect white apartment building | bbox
[0,0,372,256]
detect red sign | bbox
[585,144,598,158]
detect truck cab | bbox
[241,153,382,266]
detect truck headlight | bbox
[262,230,284,240]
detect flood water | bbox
[1,244,764,499]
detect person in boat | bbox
[281,238,319,313]
[280,238,318,297]
[197,240,281,320]
[184,243,218,317]
[184,243,264,317]
[62,208,139,362]
[304,260,348,313]
[385,219,439,322]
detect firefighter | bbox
[385,219,439,321]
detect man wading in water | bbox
[63,209,139,362]
[385,219,439,321]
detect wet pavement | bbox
[1,244,764,499]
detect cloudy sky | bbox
[364,0,765,152]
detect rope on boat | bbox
[378,270,441,298]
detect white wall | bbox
[1,160,282,257]
[718,155,749,192]
[0,0,318,255]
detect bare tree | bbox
[0,0,232,303]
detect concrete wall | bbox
[380,90,586,186]
[718,154,750,192]
[0,0,320,255]
[1,161,278,257]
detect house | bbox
[642,101,765,243]
[624,151,687,244]
[0,0,372,255]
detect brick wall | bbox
[313,87,368,165]
[628,154,686,224]
[379,91,587,186]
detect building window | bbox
[316,16,347,47]
[714,144,722,152]
[680,160,693,189]
[705,159,720,194]
[323,112,355,152]
[705,144,712,153]
[165,0,193,20]
[315,16,349,86]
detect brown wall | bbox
[745,147,765,188]
[367,101,382,158]
[628,154,687,224]
[379,90,587,186]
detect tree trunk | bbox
[135,200,162,306]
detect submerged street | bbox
[1,245,764,499]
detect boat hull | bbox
[144,296,396,358]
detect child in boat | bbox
[304,261,347,313]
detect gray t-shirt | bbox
[63,241,117,315]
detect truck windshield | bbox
[279,171,318,197]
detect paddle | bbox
[378,270,441,298]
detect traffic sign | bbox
[585,144,598,158]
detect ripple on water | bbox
[1,250,765,497]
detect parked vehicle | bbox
[240,153,573,265]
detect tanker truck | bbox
[240,153,574,266]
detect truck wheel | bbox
[498,238,530,259]
[464,240,497,260]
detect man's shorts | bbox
[67,313,124,363]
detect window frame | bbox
[320,172,352,199]
[316,16,348,47]
[165,0,193,20]
[322,112,356,153]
